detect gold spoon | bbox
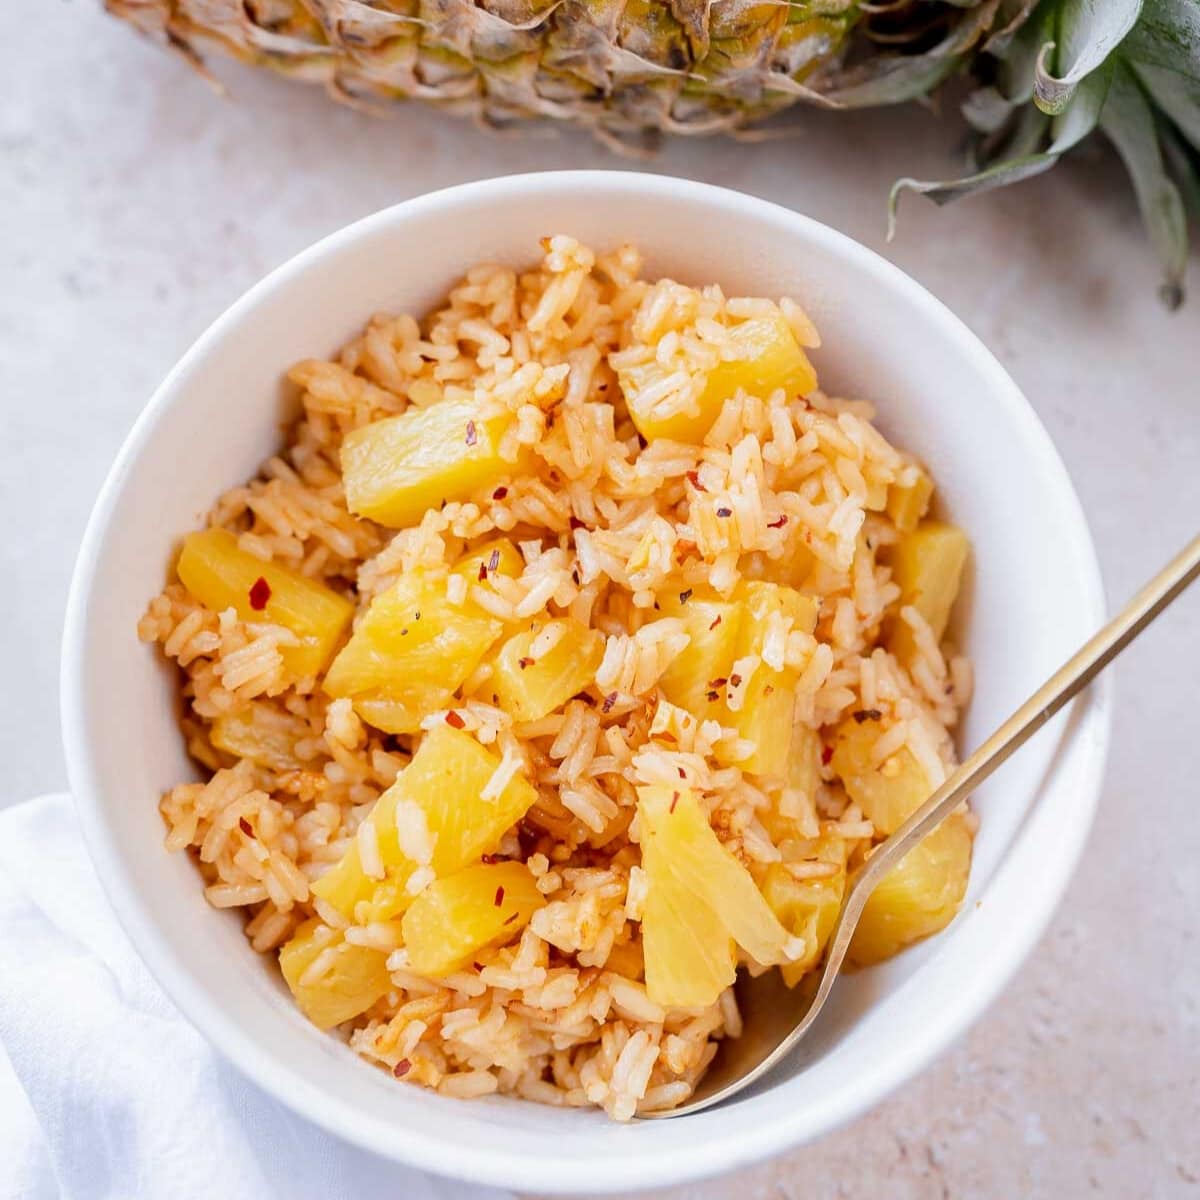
[648,531,1200,1119]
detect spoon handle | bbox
[822,530,1200,992]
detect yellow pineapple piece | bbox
[323,568,503,733]
[887,521,969,663]
[341,399,512,528]
[311,723,538,923]
[210,704,307,772]
[656,595,743,719]
[401,862,543,976]
[604,939,645,982]
[638,785,793,1008]
[278,919,391,1030]
[621,313,817,444]
[830,715,933,836]
[886,467,934,533]
[760,836,847,986]
[762,723,821,845]
[176,528,354,680]
[848,815,973,966]
[641,846,736,1009]
[453,537,524,591]
[491,618,605,722]
[728,581,819,778]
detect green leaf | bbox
[1099,61,1189,308]
[962,86,1018,134]
[1133,61,1200,150]
[999,1,1059,106]
[1034,0,1143,114]
[1160,120,1200,221]
[890,64,1112,234]
[817,0,1002,108]
[1123,0,1200,76]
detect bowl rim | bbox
[61,170,1110,1192]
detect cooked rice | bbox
[140,236,971,1121]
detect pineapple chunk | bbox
[211,704,307,772]
[728,581,819,778]
[886,467,934,533]
[401,862,543,976]
[656,596,742,719]
[323,568,503,733]
[762,723,821,845]
[278,919,391,1030]
[887,521,969,663]
[830,715,933,836]
[176,528,354,680]
[848,815,973,966]
[622,313,817,444]
[638,785,792,1008]
[453,537,524,590]
[341,399,512,528]
[641,847,736,1009]
[311,723,538,923]
[491,618,605,722]
[761,837,847,986]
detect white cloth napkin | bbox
[0,794,512,1200]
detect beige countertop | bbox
[3,4,1198,1195]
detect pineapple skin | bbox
[104,0,879,138]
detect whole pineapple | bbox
[106,0,1198,303]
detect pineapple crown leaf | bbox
[1099,59,1190,310]
[891,0,1197,306]
[816,0,1003,108]
[1032,0,1144,115]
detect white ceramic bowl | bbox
[63,172,1110,1193]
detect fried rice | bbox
[139,235,972,1121]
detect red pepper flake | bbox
[238,817,255,838]
[669,791,680,814]
[494,886,505,907]
[706,690,720,702]
[730,673,743,688]
[709,677,728,689]
[248,576,271,610]
[686,470,707,493]
[492,486,508,500]
[708,614,723,631]
[518,656,535,670]
[762,683,773,696]
[602,692,617,714]
[465,419,478,447]
[481,853,500,865]
[502,912,519,926]
[488,549,501,573]
[678,589,693,604]
[852,708,883,724]
[569,516,585,530]
[767,515,789,529]
[821,744,834,766]
[677,766,687,780]
[444,710,466,729]
[478,562,489,582]
[715,506,732,518]
[392,1059,412,1078]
